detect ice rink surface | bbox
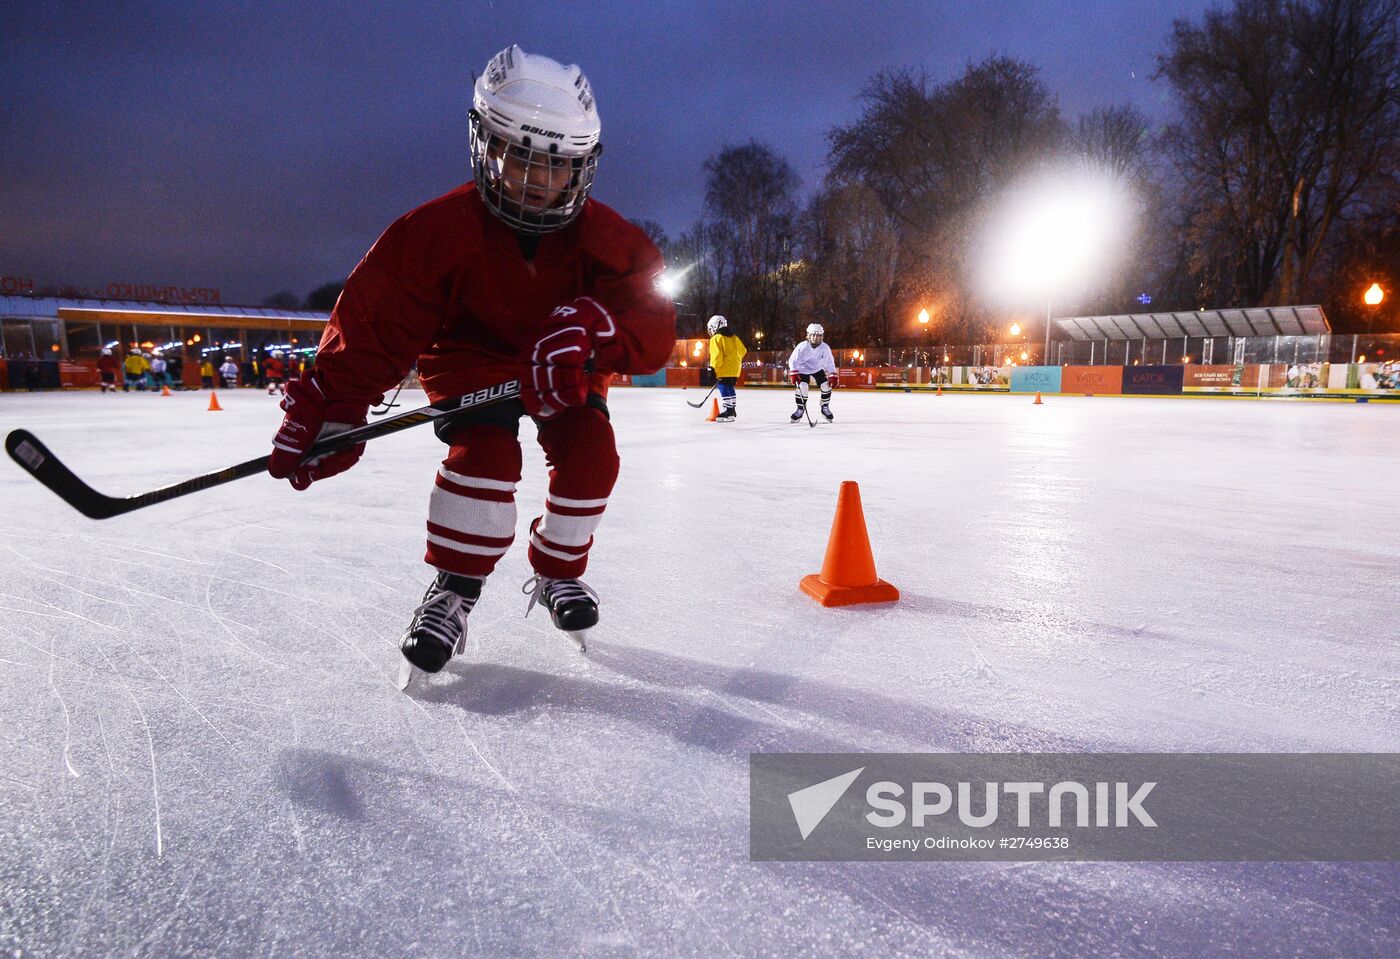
[1,386,1397,957]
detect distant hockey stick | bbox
[370,374,411,416]
[685,382,719,408]
[5,379,522,520]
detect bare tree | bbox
[1158,0,1400,306]
[700,142,802,340]
[826,56,1068,342]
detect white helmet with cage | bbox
[469,45,602,235]
[706,315,728,336]
[806,323,824,345]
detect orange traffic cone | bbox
[799,481,900,608]
[207,391,223,412]
[936,385,943,396]
[161,384,172,396]
[707,397,720,422]
[1033,391,1043,405]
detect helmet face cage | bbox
[470,111,600,235]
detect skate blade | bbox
[396,659,421,691]
[566,630,590,653]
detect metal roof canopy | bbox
[1055,305,1329,340]
[0,294,328,324]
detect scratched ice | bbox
[1,388,1397,956]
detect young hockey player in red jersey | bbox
[266,45,675,681]
[264,350,287,395]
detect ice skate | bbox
[821,403,834,422]
[397,572,481,689]
[790,406,805,422]
[716,407,736,422]
[523,574,598,652]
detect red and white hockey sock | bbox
[425,465,519,578]
[527,491,609,579]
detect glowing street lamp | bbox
[1009,322,1021,337]
[982,164,1130,368]
[1364,282,1385,333]
[918,309,930,325]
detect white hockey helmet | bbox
[272,350,285,359]
[101,347,112,356]
[469,45,602,235]
[706,315,728,336]
[806,323,824,344]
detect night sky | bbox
[1,1,1212,304]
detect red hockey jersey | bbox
[315,183,676,406]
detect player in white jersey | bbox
[787,323,838,422]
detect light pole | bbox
[1044,296,1053,366]
[918,309,930,376]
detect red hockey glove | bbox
[522,296,617,418]
[267,373,371,490]
[789,371,803,386]
[828,371,839,389]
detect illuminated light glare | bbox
[1010,322,1021,336]
[1358,354,1367,363]
[50,344,60,352]
[980,163,1132,304]
[1019,351,1028,361]
[656,262,698,298]
[943,354,950,363]
[1364,283,1384,306]
[192,334,201,343]
[918,309,930,325]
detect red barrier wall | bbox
[1062,366,1124,394]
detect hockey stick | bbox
[799,381,817,428]
[685,382,719,408]
[370,374,410,416]
[5,379,522,520]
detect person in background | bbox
[264,350,287,395]
[97,348,118,393]
[705,314,747,422]
[219,357,239,388]
[149,352,168,391]
[200,358,215,390]
[787,323,838,422]
[123,350,150,392]
[166,352,185,389]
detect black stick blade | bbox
[6,430,125,519]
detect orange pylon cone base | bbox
[799,480,900,608]
[161,385,172,396]
[207,391,223,412]
[1033,391,1043,405]
[936,385,943,396]
[706,397,720,421]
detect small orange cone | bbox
[706,397,720,422]
[1033,391,1043,405]
[207,391,223,412]
[799,481,900,608]
[936,385,943,396]
[161,384,172,396]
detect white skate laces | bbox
[522,574,599,616]
[411,582,476,653]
